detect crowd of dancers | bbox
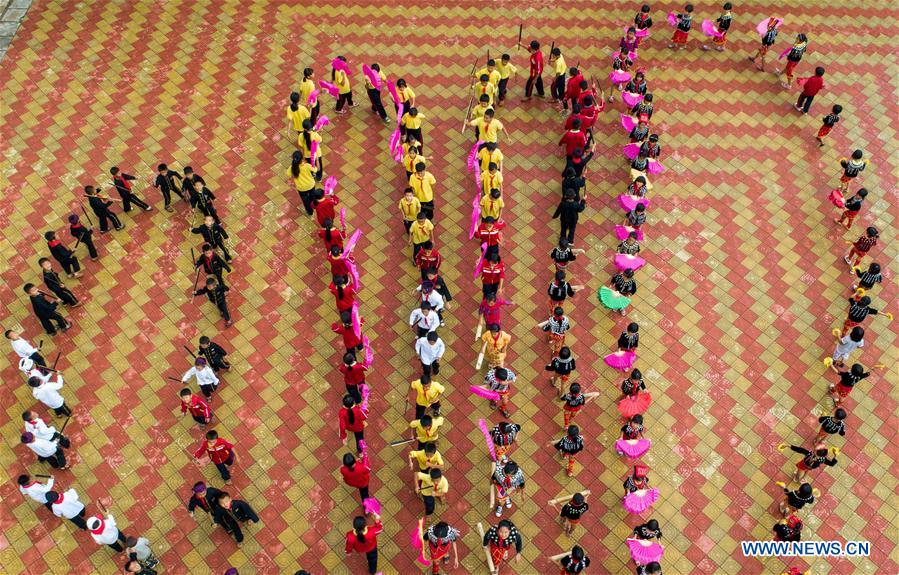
[7,3,889,575]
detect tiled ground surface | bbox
[1,1,897,574]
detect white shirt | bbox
[23,366,51,383]
[128,537,152,561]
[182,366,219,388]
[19,477,54,503]
[89,514,120,545]
[31,375,65,409]
[409,309,438,332]
[415,337,445,365]
[50,488,84,518]
[25,436,59,458]
[24,416,57,442]
[11,338,38,359]
[416,288,445,312]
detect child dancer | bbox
[332,56,355,113]
[425,522,460,573]
[287,150,318,215]
[609,268,638,315]
[835,188,867,229]
[750,17,780,71]
[344,513,383,575]
[553,190,587,244]
[339,394,367,454]
[702,3,733,51]
[841,295,884,336]
[539,306,571,359]
[618,231,642,255]
[668,4,694,50]
[194,430,237,484]
[780,34,809,88]
[491,421,520,461]
[179,388,212,427]
[482,520,523,572]
[555,492,589,536]
[397,187,421,237]
[559,382,587,427]
[480,323,512,369]
[547,270,583,313]
[551,425,584,477]
[340,352,367,405]
[816,105,842,147]
[340,453,372,503]
[523,40,544,99]
[364,63,389,122]
[492,460,525,517]
[621,414,645,440]
[634,5,653,33]
[844,227,878,268]
[829,363,870,403]
[555,545,591,574]
[779,483,815,517]
[484,366,516,417]
[620,369,646,399]
[789,443,837,482]
[39,258,79,307]
[815,407,846,442]
[830,326,864,369]
[623,464,651,495]
[853,263,882,292]
[181,357,219,400]
[546,346,576,397]
[619,323,640,352]
[795,66,826,114]
[193,277,232,327]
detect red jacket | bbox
[476,222,505,246]
[332,322,363,349]
[181,395,212,420]
[340,363,367,386]
[559,130,588,156]
[529,51,544,76]
[328,253,351,276]
[195,438,233,464]
[314,196,339,226]
[340,462,370,488]
[481,262,506,285]
[329,283,357,312]
[318,228,344,252]
[345,521,383,553]
[415,248,442,271]
[339,406,367,439]
[564,74,584,100]
[801,76,825,96]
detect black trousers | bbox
[365,549,379,574]
[482,282,499,298]
[57,256,80,276]
[217,301,231,322]
[51,432,71,448]
[39,446,67,468]
[485,244,499,260]
[337,92,354,111]
[406,128,423,150]
[298,187,315,215]
[412,242,426,263]
[121,192,150,212]
[351,430,364,452]
[421,360,439,376]
[67,508,87,530]
[346,384,362,404]
[560,220,577,243]
[420,201,434,220]
[96,209,123,232]
[199,383,215,398]
[53,402,72,417]
[498,78,509,102]
[416,326,431,338]
[161,186,184,207]
[310,101,321,125]
[214,453,234,481]
[358,485,370,502]
[366,88,387,120]
[214,240,231,261]
[106,530,127,552]
[38,312,68,334]
[29,351,47,367]
[552,74,565,100]
[78,233,98,259]
[423,494,436,515]
[796,93,815,113]
[192,414,209,425]
[525,75,544,97]
[415,402,440,418]
[49,286,78,306]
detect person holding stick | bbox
[39,258,80,307]
[67,214,99,261]
[551,491,590,536]
[6,330,47,367]
[24,283,72,335]
[182,356,220,400]
[522,39,544,99]
[44,231,82,278]
[482,519,523,572]
[45,488,87,528]
[192,216,232,261]
[550,425,584,477]
[410,373,445,418]
[212,491,259,545]
[409,414,445,449]
[415,467,449,516]
[552,545,591,573]
[18,473,55,504]
[491,421,520,462]
[193,276,233,327]
[28,369,72,417]
[408,442,444,474]
[21,431,68,469]
[110,166,152,212]
[479,323,512,369]
[22,409,70,447]
[154,163,185,212]
[195,243,231,287]
[84,185,125,233]
[198,335,230,372]
[492,459,525,517]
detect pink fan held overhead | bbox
[331,57,352,76]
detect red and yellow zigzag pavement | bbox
[0,1,896,574]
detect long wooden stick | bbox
[389,438,416,447]
[517,24,522,50]
[50,352,61,371]
[477,522,496,574]
[183,345,197,359]
[80,204,95,227]
[58,416,72,435]
[547,489,591,506]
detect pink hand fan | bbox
[623,142,641,160]
[701,19,724,38]
[360,383,370,413]
[614,253,647,271]
[667,12,678,27]
[344,229,362,254]
[609,70,632,84]
[331,57,352,76]
[756,17,781,37]
[618,392,652,417]
[318,80,339,98]
[362,64,381,89]
[479,418,497,461]
[605,350,637,371]
[620,114,637,132]
[615,438,652,458]
[618,194,650,212]
[827,189,845,208]
[324,175,337,196]
[622,91,644,108]
[387,81,400,105]
[313,116,330,131]
[306,89,319,107]
[615,225,644,241]
[467,140,483,173]
[469,194,481,239]
[627,538,665,563]
[346,257,360,289]
[309,140,319,161]
[470,385,501,402]
[623,487,660,514]
[362,336,374,367]
[411,518,430,566]
[647,159,665,174]
[351,302,362,339]
[339,206,346,229]
[363,497,381,516]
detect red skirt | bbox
[817,125,833,138]
[835,383,854,398]
[672,29,689,44]
[840,174,853,184]
[784,60,799,77]
[712,31,727,46]
[796,460,812,471]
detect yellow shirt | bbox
[299,78,317,107]
[410,379,444,406]
[398,86,416,105]
[553,55,567,76]
[481,171,503,196]
[475,82,496,106]
[286,105,310,131]
[482,331,511,353]
[480,194,504,220]
[478,147,503,173]
[409,219,434,244]
[471,103,493,121]
[286,164,316,192]
[365,69,387,90]
[334,69,351,94]
[404,151,426,174]
[401,113,424,130]
[410,417,445,442]
[417,472,449,496]
[398,196,421,221]
[476,67,502,87]
[410,449,444,471]
[410,172,436,203]
[298,131,323,160]
[471,118,503,143]
[496,61,516,80]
